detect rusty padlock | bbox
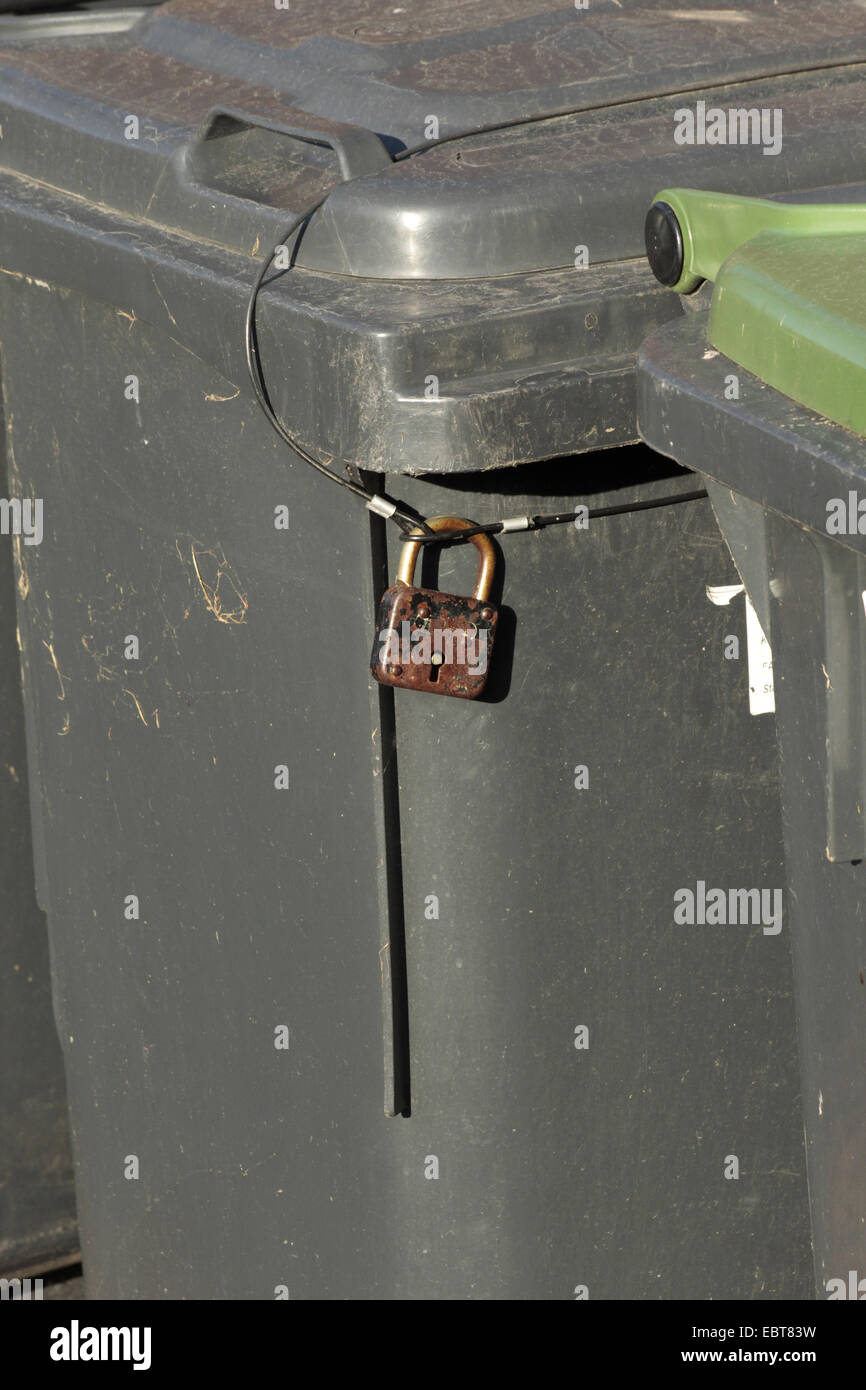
[371,516,498,699]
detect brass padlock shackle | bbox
[396,516,496,603]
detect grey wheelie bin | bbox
[4,0,866,1299]
[639,185,866,1299]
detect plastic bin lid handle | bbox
[645,188,866,294]
[196,106,393,183]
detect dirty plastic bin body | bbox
[638,204,866,1296]
[5,0,866,1297]
[0,437,77,1276]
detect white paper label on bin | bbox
[706,582,775,716]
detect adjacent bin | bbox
[639,184,866,1299]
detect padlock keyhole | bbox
[430,651,443,683]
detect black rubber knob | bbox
[645,201,684,287]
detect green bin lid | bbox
[645,189,866,439]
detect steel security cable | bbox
[244,201,435,537]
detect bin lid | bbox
[645,187,866,438]
[637,258,866,556]
[4,0,866,276]
[6,2,866,473]
[711,232,866,440]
